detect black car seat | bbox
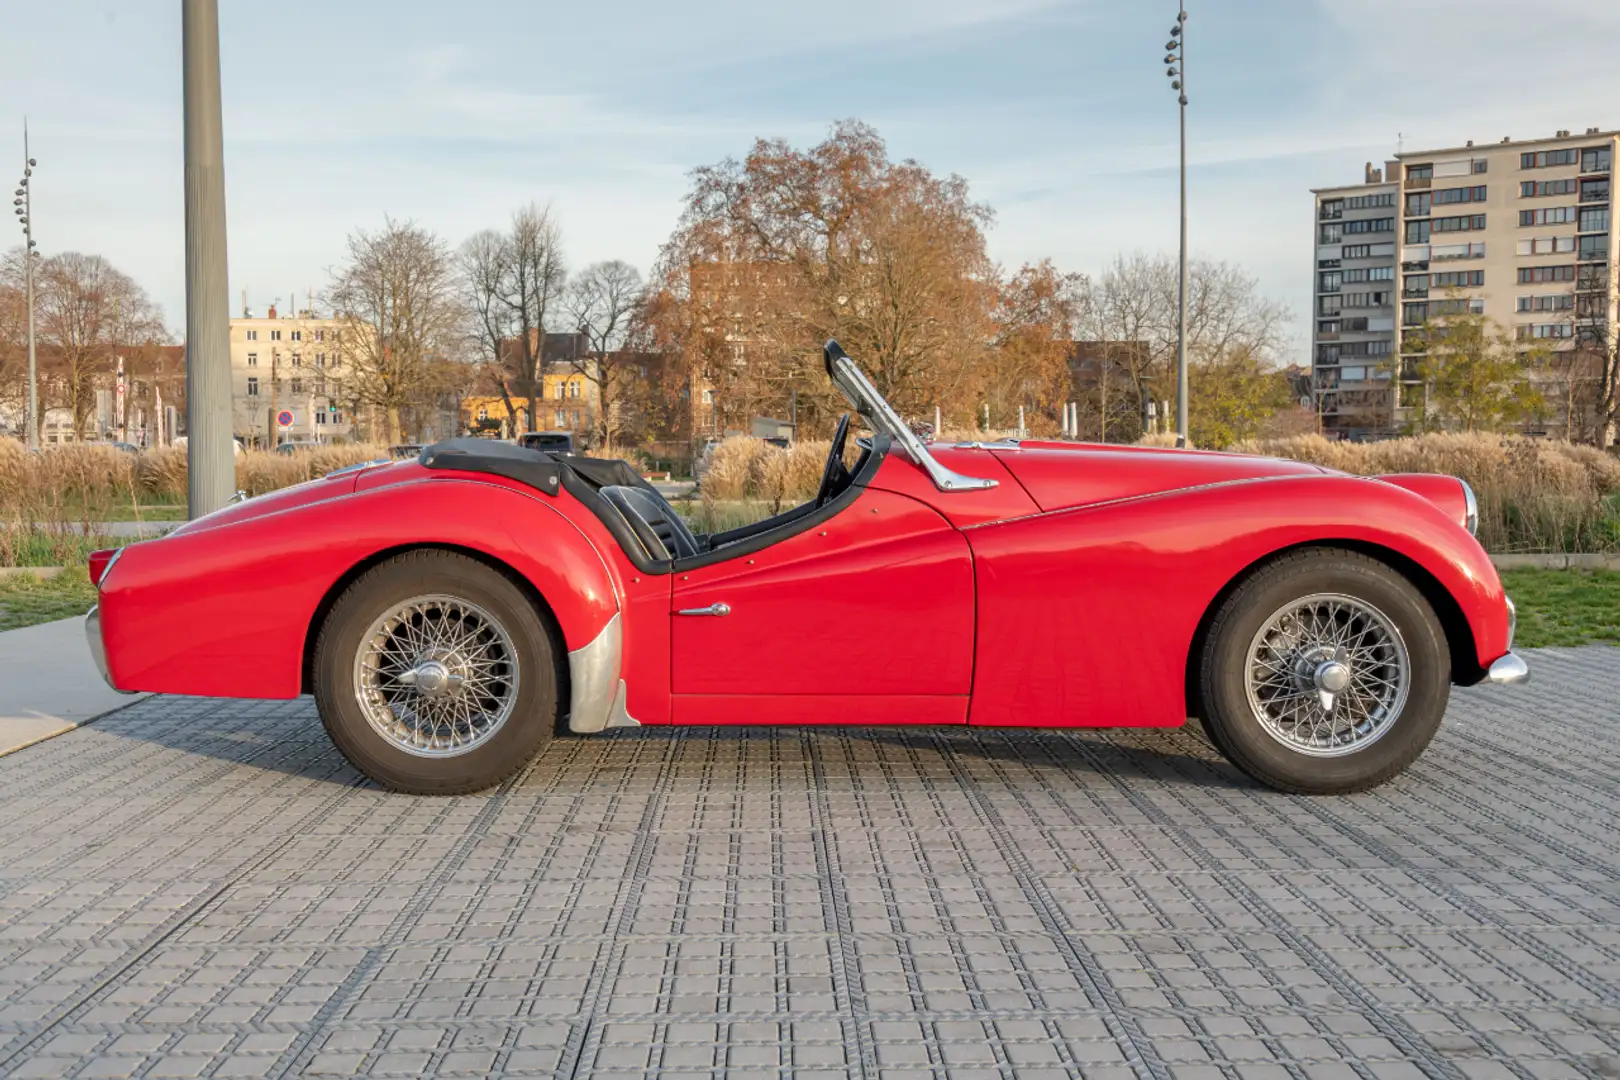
[599,486,702,561]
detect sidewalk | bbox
[0,614,146,755]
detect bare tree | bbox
[328,218,462,444]
[22,252,167,441]
[459,203,568,435]
[564,260,644,446]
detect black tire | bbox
[313,550,559,795]
[1200,548,1450,795]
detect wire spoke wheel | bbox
[352,594,519,758]
[1243,592,1410,758]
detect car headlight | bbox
[1459,479,1478,537]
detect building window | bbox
[1318,320,1341,336]
[1319,271,1342,292]
[1407,164,1434,182]
[1579,234,1609,261]
[245,329,258,341]
[315,411,327,425]
[315,329,325,342]
[1516,323,1575,340]
[1522,149,1579,169]
[554,409,567,427]
[1517,294,1575,313]
[1320,199,1344,220]
[1522,178,1578,198]
[1431,270,1484,288]
[1433,185,1487,205]
[1342,217,1394,234]
[568,381,580,398]
[1520,206,1578,226]
[1432,214,1486,233]
[1473,158,1489,174]
[1403,303,1428,326]
[1431,242,1487,260]
[1406,193,1431,217]
[1518,236,1577,256]
[1317,258,1342,270]
[1342,291,1391,308]
[1518,265,1576,284]
[1581,177,1610,203]
[247,377,259,397]
[290,378,303,394]
[1406,220,1431,244]
[1345,192,1395,210]
[246,352,257,367]
[1318,296,1342,316]
[1319,223,1342,244]
[1580,207,1611,233]
[554,383,565,400]
[290,330,302,342]
[315,353,325,368]
[291,353,302,367]
[1582,147,1612,174]
[1430,298,1485,317]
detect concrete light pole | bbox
[182,0,235,516]
[1165,7,1190,448]
[12,123,38,449]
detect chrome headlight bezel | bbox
[1459,478,1479,537]
[1505,595,1517,651]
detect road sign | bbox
[277,410,295,428]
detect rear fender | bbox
[99,478,618,699]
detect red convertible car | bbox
[86,341,1525,795]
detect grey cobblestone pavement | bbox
[1,647,1618,1078]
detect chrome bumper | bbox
[1485,651,1530,685]
[84,605,135,695]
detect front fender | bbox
[966,474,1511,728]
[99,478,618,698]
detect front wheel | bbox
[1200,549,1450,795]
[313,550,559,795]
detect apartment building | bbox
[229,304,356,447]
[1312,167,1401,437]
[1311,128,1617,440]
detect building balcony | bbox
[1406,176,1432,190]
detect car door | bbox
[669,487,974,725]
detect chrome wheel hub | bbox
[353,595,519,758]
[1244,593,1410,758]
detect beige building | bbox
[230,304,357,447]
[1312,128,1617,440]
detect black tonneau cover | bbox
[418,439,653,497]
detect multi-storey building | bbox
[1312,167,1401,437]
[1311,128,1618,441]
[229,304,356,447]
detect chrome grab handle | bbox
[676,602,731,617]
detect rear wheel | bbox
[1200,549,1450,794]
[314,550,558,794]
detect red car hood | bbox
[981,441,1327,513]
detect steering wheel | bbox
[814,413,853,509]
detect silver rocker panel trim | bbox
[566,613,640,732]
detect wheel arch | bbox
[299,542,570,712]
[1182,539,1480,721]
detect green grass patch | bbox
[0,569,98,632]
[1500,568,1620,648]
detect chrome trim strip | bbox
[1460,479,1479,537]
[84,606,135,695]
[1505,596,1517,651]
[951,438,1023,451]
[1486,651,1530,686]
[567,613,626,734]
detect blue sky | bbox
[4,0,1619,362]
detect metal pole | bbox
[182,0,234,516]
[20,122,38,449]
[1175,7,1190,449]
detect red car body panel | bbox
[92,439,1513,734]
[670,487,974,703]
[989,445,1325,513]
[98,477,618,698]
[966,473,1510,728]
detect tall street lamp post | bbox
[13,123,38,449]
[182,0,236,516]
[1165,8,1189,448]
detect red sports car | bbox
[86,341,1526,795]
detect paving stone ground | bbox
[1,647,1618,1079]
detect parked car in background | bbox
[109,442,141,454]
[389,444,425,460]
[516,431,576,454]
[274,440,320,456]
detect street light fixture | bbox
[14,123,39,450]
[1164,8,1189,448]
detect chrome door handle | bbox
[676,602,731,617]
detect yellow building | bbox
[463,371,598,437]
